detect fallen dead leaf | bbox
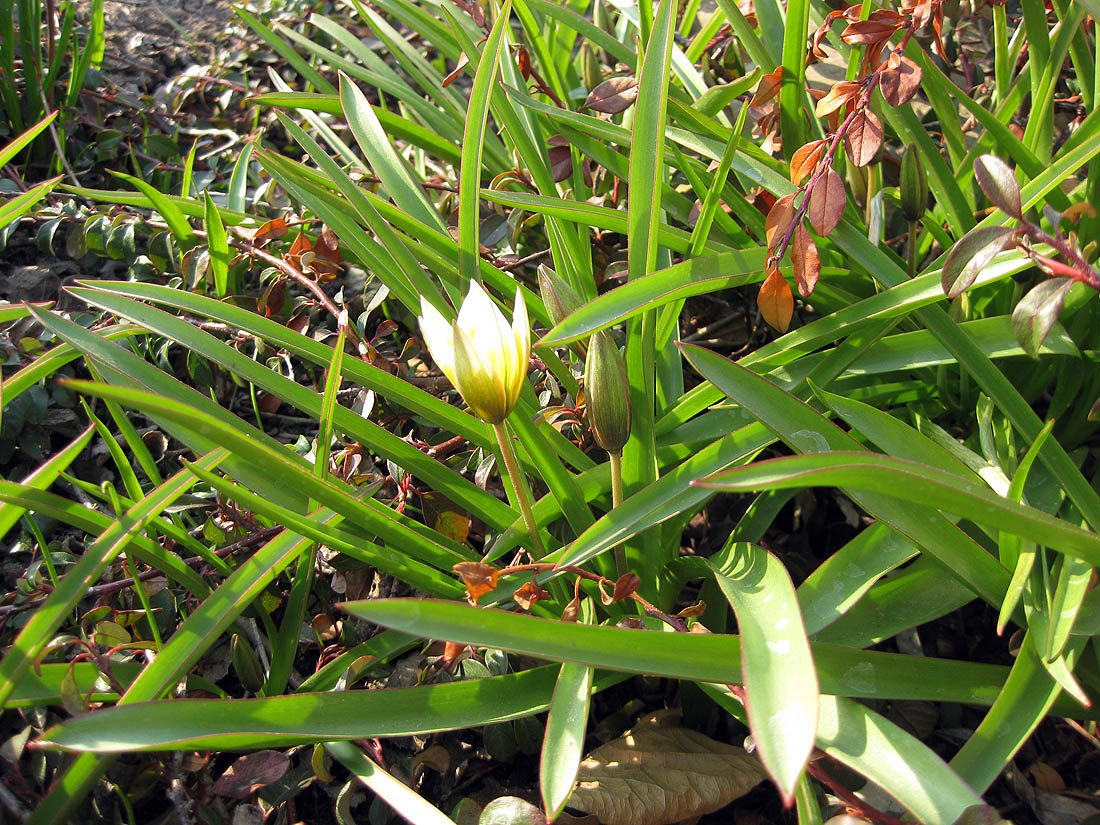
[567,726,766,825]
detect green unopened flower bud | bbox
[900,145,928,223]
[231,633,265,693]
[537,264,584,329]
[580,41,602,92]
[585,330,631,453]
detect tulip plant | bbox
[2,0,1100,823]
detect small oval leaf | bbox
[845,110,882,167]
[583,77,639,114]
[941,225,1014,298]
[808,168,845,236]
[974,155,1022,218]
[1012,277,1074,359]
[758,266,794,332]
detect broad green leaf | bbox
[709,543,817,802]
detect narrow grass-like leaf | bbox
[68,288,511,529]
[71,280,491,448]
[202,191,230,297]
[0,176,63,230]
[227,142,254,214]
[704,686,984,825]
[40,667,618,751]
[457,0,511,284]
[681,345,1012,608]
[699,452,1100,566]
[949,633,1085,793]
[0,453,224,710]
[340,599,1064,711]
[0,425,93,539]
[709,543,817,802]
[328,742,457,825]
[542,251,766,347]
[340,73,445,234]
[540,596,593,822]
[0,110,58,167]
[60,380,471,571]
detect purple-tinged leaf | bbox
[942,225,1014,298]
[1012,277,1074,359]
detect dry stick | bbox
[0,526,284,617]
[806,761,909,825]
[232,237,363,348]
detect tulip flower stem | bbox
[907,221,919,278]
[609,450,626,577]
[492,421,546,558]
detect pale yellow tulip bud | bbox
[419,281,531,424]
[585,330,631,452]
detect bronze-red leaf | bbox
[845,110,882,167]
[808,168,845,236]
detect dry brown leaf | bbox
[757,266,794,333]
[845,110,882,167]
[808,168,845,236]
[548,135,574,182]
[584,77,639,114]
[790,226,820,298]
[612,573,641,601]
[749,66,782,107]
[513,581,550,610]
[453,561,499,602]
[880,53,922,107]
[251,218,288,245]
[789,139,826,184]
[568,727,766,825]
[212,751,289,800]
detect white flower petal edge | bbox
[419,296,458,387]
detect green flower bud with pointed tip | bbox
[900,144,928,224]
[585,330,631,453]
[231,633,265,694]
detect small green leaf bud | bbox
[900,144,928,223]
[585,330,631,453]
